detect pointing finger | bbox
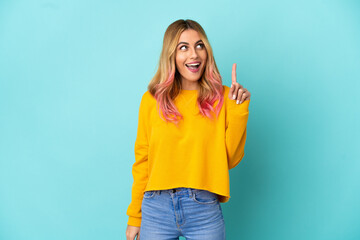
[232,63,237,85]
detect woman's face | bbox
[175,29,207,87]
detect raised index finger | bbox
[232,63,237,85]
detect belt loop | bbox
[188,188,193,198]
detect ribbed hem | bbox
[127,216,142,227]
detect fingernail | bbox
[240,101,242,104]
[236,100,239,104]
[233,95,236,99]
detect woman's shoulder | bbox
[222,85,231,99]
[141,90,151,99]
[222,85,232,94]
[140,90,157,106]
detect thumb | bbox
[229,83,235,99]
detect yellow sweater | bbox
[126,85,250,227]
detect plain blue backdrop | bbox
[0,0,359,239]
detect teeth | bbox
[186,63,200,67]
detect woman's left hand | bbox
[228,63,251,104]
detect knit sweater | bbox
[126,85,250,227]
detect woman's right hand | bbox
[126,224,141,240]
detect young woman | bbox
[126,19,251,240]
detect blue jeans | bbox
[140,187,226,240]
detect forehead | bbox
[178,29,202,43]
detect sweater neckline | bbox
[180,89,198,95]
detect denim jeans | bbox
[140,187,226,240]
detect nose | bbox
[189,46,198,58]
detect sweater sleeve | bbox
[225,95,250,170]
[126,92,151,227]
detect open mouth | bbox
[185,63,200,69]
[185,63,201,72]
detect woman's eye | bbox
[179,44,204,50]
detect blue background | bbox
[0,0,359,239]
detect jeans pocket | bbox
[143,190,156,199]
[192,189,218,204]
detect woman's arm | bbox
[225,98,250,170]
[126,92,151,227]
[225,63,251,169]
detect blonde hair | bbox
[148,19,224,126]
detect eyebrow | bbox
[177,40,203,47]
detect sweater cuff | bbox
[127,216,142,227]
